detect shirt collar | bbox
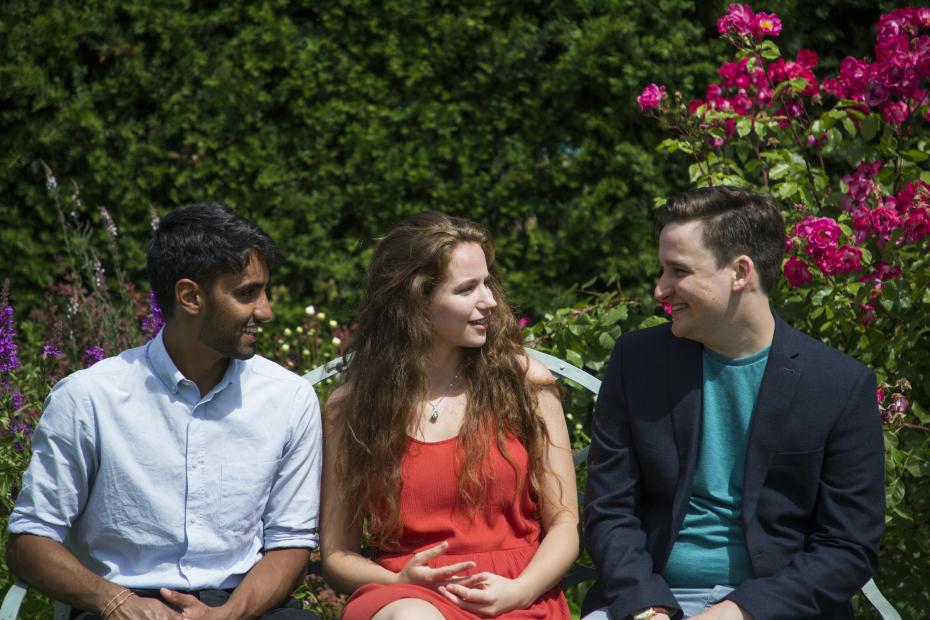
[146,328,244,396]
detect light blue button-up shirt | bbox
[9,329,322,590]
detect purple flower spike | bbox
[83,346,106,367]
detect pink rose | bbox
[883,100,910,124]
[904,207,930,242]
[732,92,754,115]
[840,56,873,92]
[832,245,864,274]
[784,256,813,286]
[813,248,838,275]
[871,206,900,235]
[752,12,782,39]
[717,3,754,36]
[797,49,819,69]
[802,216,841,252]
[860,262,902,285]
[637,83,666,112]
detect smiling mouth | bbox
[469,317,490,327]
[242,326,259,337]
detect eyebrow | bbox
[452,275,489,288]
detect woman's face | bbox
[428,242,498,353]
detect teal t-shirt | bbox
[662,345,770,588]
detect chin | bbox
[233,346,258,360]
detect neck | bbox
[705,300,775,358]
[424,346,464,394]
[163,322,230,396]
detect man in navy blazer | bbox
[582,187,885,620]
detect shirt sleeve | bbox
[260,380,323,550]
[8,376,98,543]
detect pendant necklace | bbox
[428,369,461,423]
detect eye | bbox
[236,285,263,301]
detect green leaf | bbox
[901,149,929,163]
[777,181,799,198]
[842,117,857,137]
[601,305,628,326]
[811,287,832,306]
[769,162,791,180]
[566,349,584,367]
[638,315,668,329]
[860,114,879,141]
[758,39,782,60]
[736,117,752,138]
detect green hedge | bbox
[3,0,894,320]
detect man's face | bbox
[654,219,736,345]
[198,253,272,361]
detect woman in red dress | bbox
[321,211,578,619]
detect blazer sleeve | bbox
[727,365,885,620]
[583,336,680,619]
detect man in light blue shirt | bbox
[7,204,323,620]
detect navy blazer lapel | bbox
[742,314,805,524]
[667,335,703,526]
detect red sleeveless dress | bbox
[340,434,570,619]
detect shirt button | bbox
[190,517,198,524]
[190,462,197,470]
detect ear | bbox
[731,255,754,292]
[175,279,205,317]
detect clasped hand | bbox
[396,541,528,617]
[397,541,476,588]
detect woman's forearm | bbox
[513,519,580,603]
[321,549,399,594]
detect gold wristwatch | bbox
[631,607,670,620]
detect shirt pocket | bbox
[218,459,281,533]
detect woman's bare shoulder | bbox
[518,353,556,386]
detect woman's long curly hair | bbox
[333,211,551,548]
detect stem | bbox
[750,47,823,209]
[752,125,770,190]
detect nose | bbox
[479,284,497,310]
[654,272,670,302]
[254,290,273,323]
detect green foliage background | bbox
[1,0,900,318]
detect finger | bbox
[413,540,449,564]
[444,583,494,605]
[438,585,485,615]
[451,574,486,588]
[437,585,462,605]
[428,560,476,580]
[159,588,199,608]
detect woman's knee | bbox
[370,598,445,620]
